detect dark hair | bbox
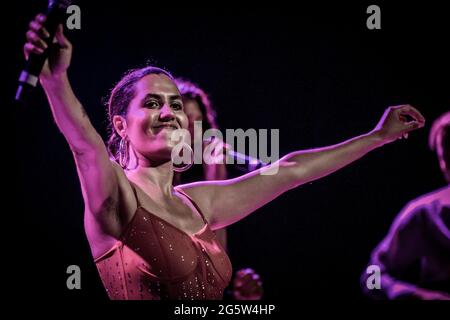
[174,78,218,131]
[429,111,450,168]
[106,66,174,162]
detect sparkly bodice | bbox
[94,185,233,300]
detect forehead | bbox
[134,73,180,97]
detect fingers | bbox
[234,268,262,288]
[236,279,263,293]
[26,30,48,51]
[391,105,425,138]
[405,121,421,133]
[24,14,50,58]
[24,14,72,59]
[233,268,263,300]
[235,272,259,284]
[396,104,426,125]
[236,268,256,278]
[24,42,44,59]
[36,13,47,24]
[405,105,425,123]
[396,120,421,140]
[29,14,50,36]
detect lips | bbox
[153,124,178,130]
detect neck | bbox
[126,158,175,199]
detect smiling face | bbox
[113,73,189,165]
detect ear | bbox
[113,115,127,138]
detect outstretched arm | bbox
[180,105,425,229]
[25,15,124,239]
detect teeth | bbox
[155,126,176,129]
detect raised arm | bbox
[179,105,425,229]
[25,15,125,239]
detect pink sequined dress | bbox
[94,183,233,300]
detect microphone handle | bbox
[202,137,267,171]
[227,150,267,172]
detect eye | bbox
[144,100,160,109]
[172,102,183,110]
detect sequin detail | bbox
[94,185,232,300]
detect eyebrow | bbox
[142,93,182,101]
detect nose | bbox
[159,103,175,121]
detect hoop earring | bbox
[118,136,130,169]
[172,143,194,172]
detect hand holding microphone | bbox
[16,0,72,102]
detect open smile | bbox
[153,124,179,130]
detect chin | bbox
[143,142,172,159]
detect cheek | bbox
[128,108,146,125]
[136,112,158,134]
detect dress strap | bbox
[129,181,142,208]
[175,187,208,225]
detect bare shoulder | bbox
[401,186,450,218]
[176,180,217,202]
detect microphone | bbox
[15,0,72,102]
[203,137,267,172]
[227,149,267,172]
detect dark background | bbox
[9,1,449,301]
